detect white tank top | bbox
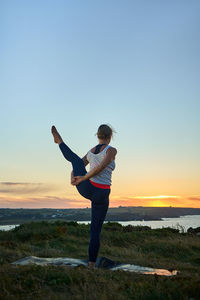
[86,145,116,186]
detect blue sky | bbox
[0,0,200,208]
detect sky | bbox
[0,0,200,209]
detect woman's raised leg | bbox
[51,126,92,199]
[52,126,86,176]
[59,142,87,177]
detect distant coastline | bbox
[0,206,200,225]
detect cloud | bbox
[0,195,88,208]
[0,182,32,186]
[127,195,180,199]
[186,195,200,202]
[0,182,57,195]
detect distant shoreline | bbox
[0,207,200,226]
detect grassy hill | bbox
[0,221,200,299]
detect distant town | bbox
[0,206,200,225]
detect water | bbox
[0,215,200,232]
[78,214,200,232]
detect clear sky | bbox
[1,0,200,208]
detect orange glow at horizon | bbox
[122,195,181,207]
[0,193,200,208]
[108,194,200,208]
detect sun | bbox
[148,199,168,207]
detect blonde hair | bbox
[96,124,115,140]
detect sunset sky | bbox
[1,0,200,209]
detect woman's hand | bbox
[72,176,85,185]
[71,176,76,185]
[71,171,76,185]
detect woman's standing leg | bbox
[88,189,110,264]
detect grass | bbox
[0,221,200,300]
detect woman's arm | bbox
[71,171,75,185]
[72,147,117,185]
[82,154,89,167]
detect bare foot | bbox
[51,126,63,144]
[88,261,96,269]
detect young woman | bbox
[51,124,117,268]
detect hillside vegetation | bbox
[0,221,200,300]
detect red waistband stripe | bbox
[89,180,110,189]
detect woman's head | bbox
[96,124,114,142]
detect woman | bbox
[51,124,117,269]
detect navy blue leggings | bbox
[59,142,110,262]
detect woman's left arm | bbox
[73,147,117,185]
[82,154,89,167]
